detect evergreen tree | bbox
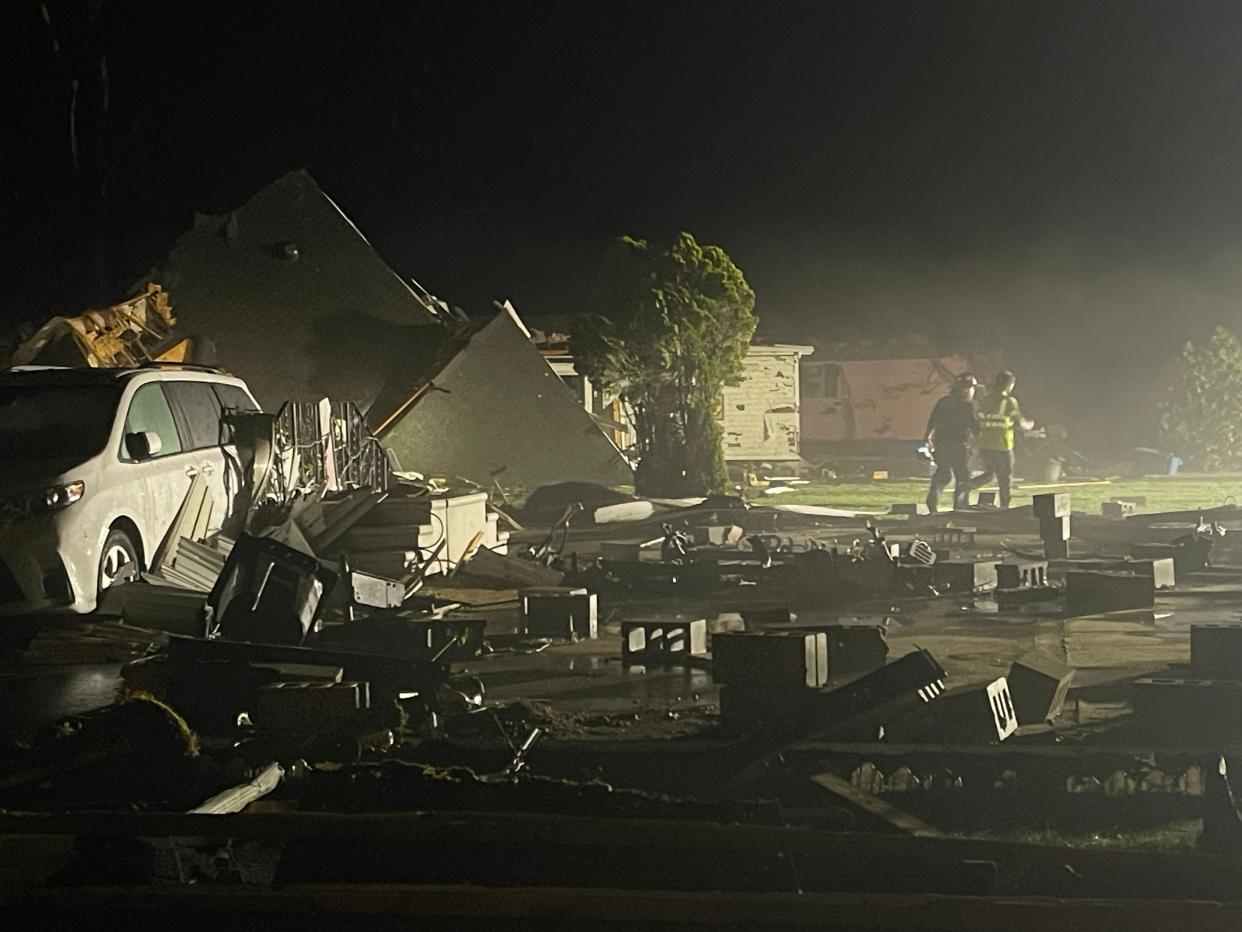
[574,233,757,496]
[1160,326,1242,469]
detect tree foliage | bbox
[1159,325,1242,469]
[573,232,757,496]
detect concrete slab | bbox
[1064,572,1155,616]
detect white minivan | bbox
[0,365,260,614]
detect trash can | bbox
[1041,458,1064,483]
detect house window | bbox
[802,362,841,399]
[560,374,588,408]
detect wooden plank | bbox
[810,772,944,838]
[176,538,228,571]
[309,490,388,553]
[161,566,213,593]
[151,474,213,574]
[462,546,563,587]
[453,530,486,573]
[188,762,283,815]
[97,584,207,635]
[289,497,327,539]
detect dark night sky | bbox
[7,0,1242,447]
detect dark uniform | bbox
[925,393,977,512]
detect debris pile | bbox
[7,368,1242,917]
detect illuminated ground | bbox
[748,472,1242,515]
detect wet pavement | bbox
[0,663,123,741]
[3,511,1241,748]
[0,589,1227,746]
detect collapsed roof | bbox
[138,170,442,410]
[372,304,635,493]
[139,171,633,491]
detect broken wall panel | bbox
[376,308,633,493]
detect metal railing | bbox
[268,399,389,499]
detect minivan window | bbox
[121,384,182,459]
[213,384,260,414]
[0,384,122,462]
[164,381,224,451]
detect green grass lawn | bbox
[749,473,1242,515]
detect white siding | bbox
[719,347,809,461]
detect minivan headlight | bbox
[0,481,86,523]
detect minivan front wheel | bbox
[98,529,139,592]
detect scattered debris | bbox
[1006,651,1075,725]
[1063,571,1156,616]
[464,546,564,587]
[621,618,708,666]
[520,586,598,639]
[714,631,827,690]
[888,677,1018,744]
[190,761,284,815]
[209,534,337,645]
[810,771,945,837]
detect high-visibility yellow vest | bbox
[977,395,1022,451]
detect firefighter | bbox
[972,370,1035,508]
[923,373,979,512]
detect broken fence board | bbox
[810,772,944,838]
[151,473,214,575]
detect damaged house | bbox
[528,320,814,466]
[799,340,1004,458]
[717,342,815,464]
[139,171,632,493]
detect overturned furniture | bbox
[209,534,338,645]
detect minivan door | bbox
[163,381,231,532]
[211,382,262,529]
[116,382,200,552]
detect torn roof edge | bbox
[317,186,429,317]
[497,299,531,339]
[370,320,482,436]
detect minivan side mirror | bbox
[125,431,163,461]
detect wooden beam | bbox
[810,772,944,838]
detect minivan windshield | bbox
[0,384,123,462]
